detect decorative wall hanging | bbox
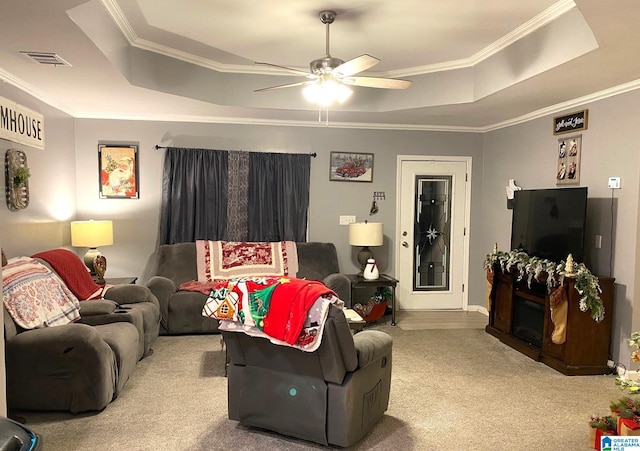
[329,152,373,182]
[98,144,139,198]
[5,148,30,211]
[0,95,45,149]
[553,109,588,135]
[556,135,581,186]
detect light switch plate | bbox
[339,215,356,225]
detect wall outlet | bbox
[608,177,621,189]
[339,215,356,225]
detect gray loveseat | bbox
[222,303,393,447]
[3,249,161,413]
[147,242,351,335]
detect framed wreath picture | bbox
[556,135,581,186]
[329,151,374,182]
[98,144,139,198]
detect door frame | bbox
[395,155,472,310]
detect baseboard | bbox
[620,368,639,378]
[467,305,489,317]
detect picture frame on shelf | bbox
[556,135,581,186]
[329,151,374,182]
[98,144,139,199]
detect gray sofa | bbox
[147,242,351,335]
[222,304,393,447]
[3,250,161,413]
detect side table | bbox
[346,274,398,326]
[97,276,138,285]
[343,308,367,333]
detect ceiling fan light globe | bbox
[303,80,352,106]
[303,83,321,103]
[333,82,352,104]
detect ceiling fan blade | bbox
[342,76,412,89]
[333,54,380,77]
[254,81,314,92]
[255,61,312,77]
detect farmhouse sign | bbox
[0,95,45,150]
[553,109,588,135]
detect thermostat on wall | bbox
[608,177,621,189]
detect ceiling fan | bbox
[254,10,412,106]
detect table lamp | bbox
[349,221,383,275]
[71,220,113,281]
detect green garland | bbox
[483,249,604,322]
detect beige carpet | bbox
[12,325,621,450]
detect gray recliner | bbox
[221,304,392,447]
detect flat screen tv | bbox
[510,187,588,263]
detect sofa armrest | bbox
[104,284,160,311]
[352,330,393,369]
[6,323,110,357]
[322,273,351,305]
[79,299,118,316]
[146,275,178,331]
[5,323,116,413]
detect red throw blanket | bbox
[263,279,334,344]
[203,276,339,349]
[32,249,105,300]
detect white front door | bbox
[396,157,471,310]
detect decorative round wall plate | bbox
[5,148,30,211]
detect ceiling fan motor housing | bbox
[319,10,336,24]
[310,56,345,75]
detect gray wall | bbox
[73,120,484,293]
[1,79,640,367]
[482,89,640,365]
[0,85,77,256]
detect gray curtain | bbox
[159,147,310,244]
[159,148,228,244]
[248,152,310,242]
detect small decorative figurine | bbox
[564,253,575,277]
[363,258,379,280]
[94,255,107,285]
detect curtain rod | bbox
[154,145,316,158]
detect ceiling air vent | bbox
[20,51,71,66]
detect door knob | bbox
[402,241,409,248]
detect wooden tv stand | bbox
[485,269,614,375]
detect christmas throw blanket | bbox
[202,276,341,352]
[32,248,107,300]
[181,241,299,294]
[3,257,81,329]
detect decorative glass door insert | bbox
[413,175,452,291]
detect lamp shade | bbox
[71,220,113,247]
[349,222,383,246]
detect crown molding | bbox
[100,0,577,78]
[0,67,78,116]
[483,78,640,132]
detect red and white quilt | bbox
[196,240,298,282]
